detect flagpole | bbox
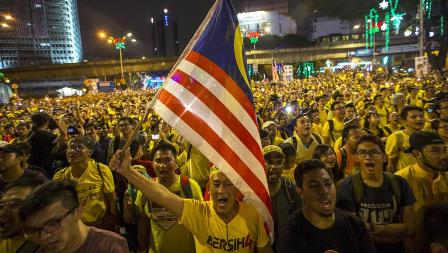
[119,0,222,158]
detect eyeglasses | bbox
[356,150,383,158]
[0,200,24,211]
[66,146,86,153]
[23,207,77,239]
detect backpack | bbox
[328,119,335,142]
[282,177,297,205]
[351,172,402,221]
[336,147,348,173]
[291,133,322,150]
[141,175,193,210]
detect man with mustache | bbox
[396,131,448,253]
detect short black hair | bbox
[356,135,385,154]
[342,125,361,145]
[68,136,96,152]
[331,101,344,110]
[424,202,448,248]
[294,159,327,188]
[279,142,295,158]
[149,142,177,160]
[400,105,424,120]
[259,129,269,139]
[345,102,355,109]
[431,118,448,130]
[312,144,334,160]
[30,112,51,128]
[2,174,47,194]
[19,180,79,222]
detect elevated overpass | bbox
[2,36,418,82]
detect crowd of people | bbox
[0,69,447,253]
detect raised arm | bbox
[109,148,184,217]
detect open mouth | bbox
[320,200,332,209]
[0,220,9,233]
[217,197,228,207]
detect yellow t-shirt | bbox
[285,133,322,165]
[180,200,269,253]
[385,130,416,172]
[135,176,203,253]
[395,164,448,252]
[375,106,388,126]
[188,145,211,188]
[322,118,344,147]
[312,123,323,137]
[53,160,115,223]
[0,237,26,253]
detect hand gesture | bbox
[109,148,132,175]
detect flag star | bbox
[381,22,388,31]
[379,0,389,9]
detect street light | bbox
[1,23,10,28]
[4,15,13,20]
[353,24,360,30]
[98,31,137,85]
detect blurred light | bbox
[1,23,10,28]
[127,32,133,37]
[353,24,360,29]
[404,30,412,37]
[264,26,271,33]
[98,31,107,38]
[4,15,13,20]
[429,31,435,37]
[150,17,154,24]
[163,8,168,14]
[131,38,136,42]
[142,56,146,59]
[107,39,113,44]
[285,105,293,113]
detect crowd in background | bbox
[0,69,448,253]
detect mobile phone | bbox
[152,134,160,140]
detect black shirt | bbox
[278,209,377,253]
[28,129,56,175]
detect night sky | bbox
[78,0,246,60]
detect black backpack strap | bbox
[328,120,335,142]
[338,147,348,172]
[282,177,295,205]
[180,175,193,199]
[351,172,364,214]
[383,172,402,221]
[187,143,193,160]
[16,240,40,253]
[312,133,322,144]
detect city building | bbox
[311,17,352,41]
[0,0,82,69]
[237,11,297,37]
[150,8,180,57]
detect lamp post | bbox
[98,31,136,86]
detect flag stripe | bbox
[176,59,260,144]
[156,90,271,205]
[171,69,264,165]
[153,98,272,225]
[185,51,257,124]
[161,79,268,185]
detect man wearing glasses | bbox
[19,180,129,253]
[395,131,448,253]
[337,135,416,253]
[53,136,118,231]
[0,176,46,253]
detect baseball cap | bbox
[0,143,25,156]
[262,121,277,129]
[409,131,445,150]
[262,145,285,157]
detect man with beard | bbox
[396,131,448,253]
[263,145,302,252]
[337,135,416,253]
[0,176,46,253]
[109,149,272,253]
[278,159,376,253]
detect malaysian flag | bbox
[152,0,273,238]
